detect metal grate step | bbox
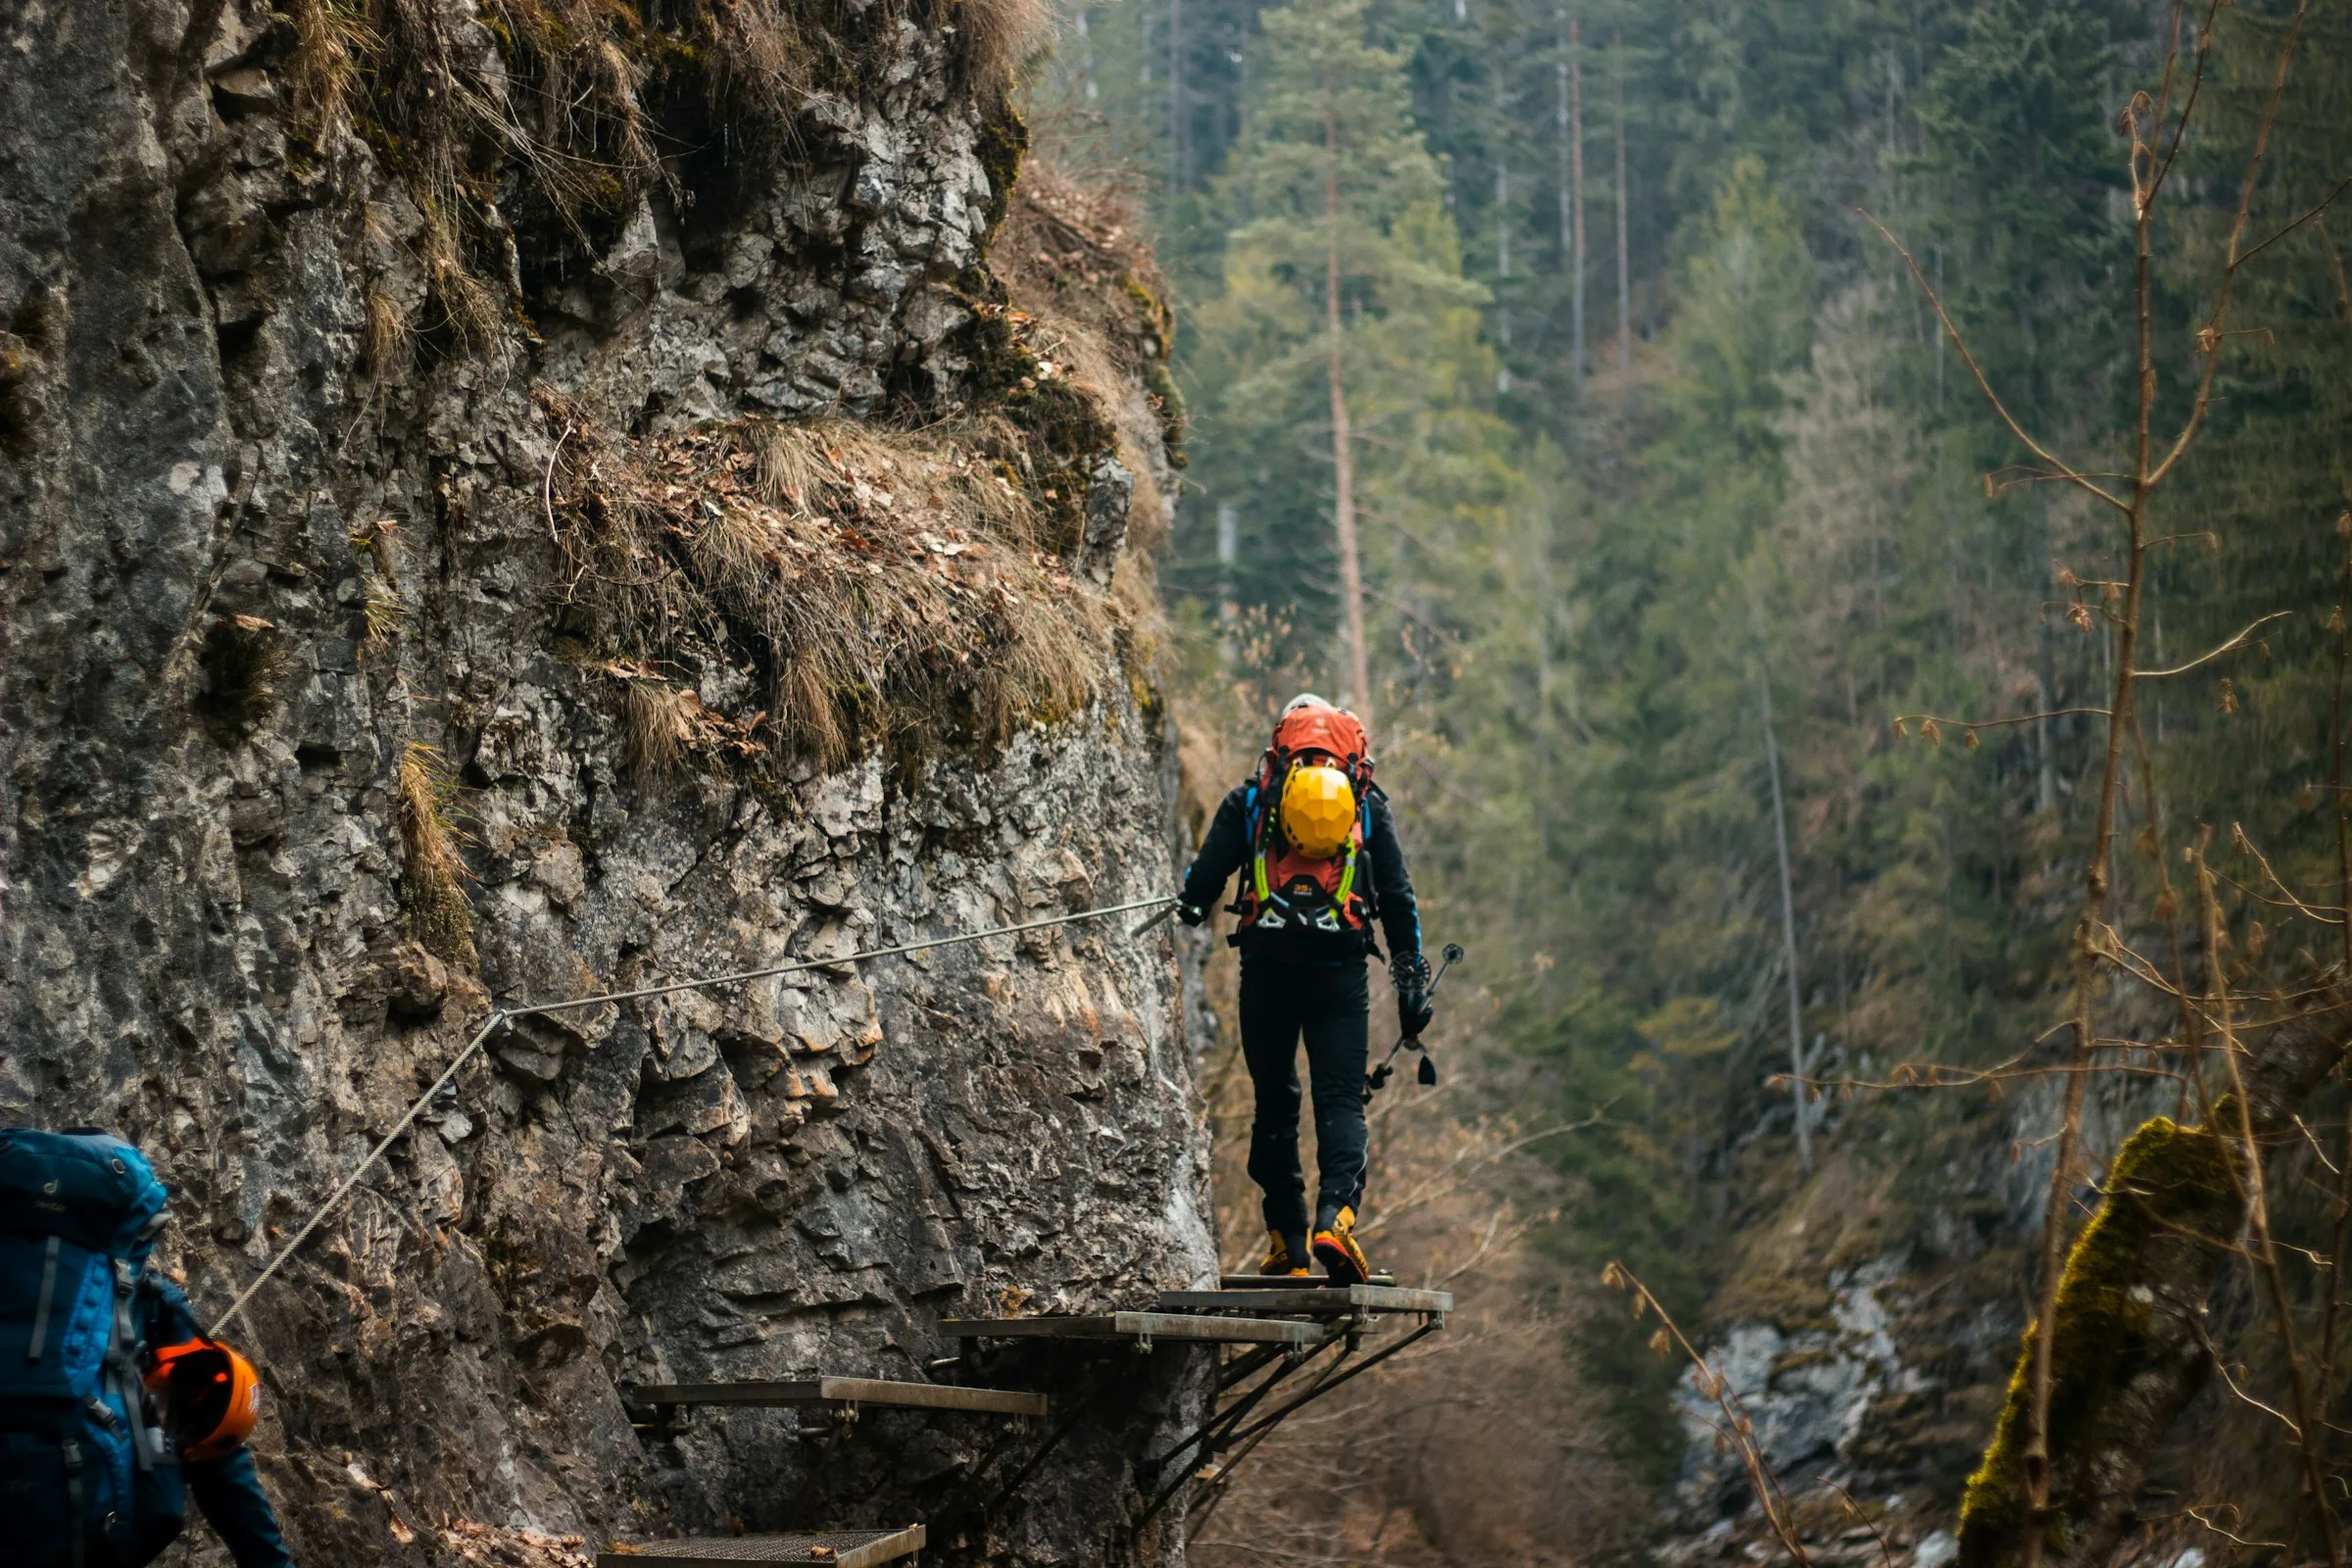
[1157,1285,1450,1317]
[942,1311,1326,1347]
[599,1526,923,1567]
[627,1377,1045,1417]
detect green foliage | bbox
[1180,0,1509,672]
[1911,0,2129,415]
[1666,157,1813,457]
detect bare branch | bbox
[1892,708,2111,742]
[2134,612,2293,679]
[1601,1263,1811,1568]
[2145,0,2230,209]
[2236,174,2352,270]
[1859,210,2127,513]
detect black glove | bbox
[1176,900,1208,928]
[1391,954,1434,1038]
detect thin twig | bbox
[2235,174,2352,270]
[2194,843,2340,1562]
[1601,1262,1812,1568]
[2134,612,2292,679]
[1860,210,2125,514]
[1893,707,2111,738]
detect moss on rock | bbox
[1957,1114,2240,1568]
[974,93,1031,249]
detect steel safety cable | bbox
[207,892,1178,1338]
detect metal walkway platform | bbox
[599,1526,923,1567]
[1124,1281,1452,1538]
[942,1311,1326,1347]
[628,1377,1046,1417]
[1157,1285,1450,1317]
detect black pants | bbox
[1239,958,1369,1241]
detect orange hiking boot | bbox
[1258,1231,1311,1277]
[1311,1206,1370,1285]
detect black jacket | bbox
[1182,782,1422,964]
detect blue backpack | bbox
[0,1129,177,1568]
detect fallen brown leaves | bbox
[437,1519,594,1568]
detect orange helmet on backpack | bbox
[146,1337,263,1461]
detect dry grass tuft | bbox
[301,0,955,336]
[755,417,1040,549]
[958,0,1055,94]
[416,197,503,347]
[605,662,769,778]
[620,676,697,779]
[193,613,288,745]
[994,163,1185,557]
[363,290,411,382]
[285,0,1078,351]
[287,0,370,138]
[531,163,1190,778]
[351,520,409,658]
[544,399,1122,774]
[701,0,829,139]
[397,743,476,964]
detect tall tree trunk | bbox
[1613,26,1629,375]
[1534,514,1552,873]
[1324,99,1370,719]
[1166,0,1184,197]
[1568,7,1585,391]
[1496,155,1512,391]
[1076,9,1096,106]
[1758,655,1811,1173]
[1554,8,1571,383]
[1216,502,1239,667]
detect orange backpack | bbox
[1227,704,1377,946]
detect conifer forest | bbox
[1036,0,2352,1559]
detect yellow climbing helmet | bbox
[1279,764,1357,860]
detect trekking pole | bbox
[1364,943,1464,1102]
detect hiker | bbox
[1176,695,1431,1284]
[1,1128,296,1568]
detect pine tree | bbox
[1187,0,1492,708]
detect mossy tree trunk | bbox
[1957,989,2352,1568]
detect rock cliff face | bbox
[0,2,1211,1563]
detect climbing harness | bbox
[1363,942,1464,1103]
[206,893,1179,1338]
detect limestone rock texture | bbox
[0,2,1210,1564]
